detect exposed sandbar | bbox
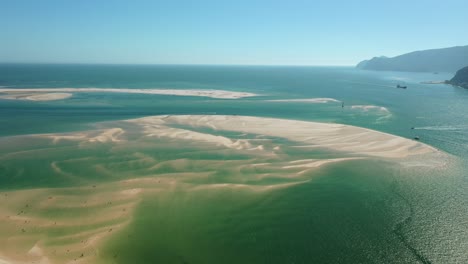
[0,88,257,100]
[129,115,439,159]
[0,92,72,101]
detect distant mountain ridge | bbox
[356,45,468,73]
[447,66,468,88]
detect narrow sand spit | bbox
[0,92,72,101]
[0,88,257,100]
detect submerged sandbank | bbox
[0,88,257,100]
[0,178,151,264]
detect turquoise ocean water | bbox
[0,64,467,263]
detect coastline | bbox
[420,80,468,89]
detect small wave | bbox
[268,98,340,103]
[413,125,468,131]
[351,105,390,113]
[351,105,392,123]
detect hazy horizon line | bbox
[0,62,355,67]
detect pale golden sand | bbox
[130,115,438,158]
[0,92,72,101]
[0,174,310,263]
[0,179,150,264]
[0,115,447,263]
[0,88,257,100]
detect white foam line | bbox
[267,98,340,103]
[414,125,468,131]
[351,105,389,113]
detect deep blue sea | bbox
[1,64,467,155]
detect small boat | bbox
[414,136,420,140]
[397,84,407,89]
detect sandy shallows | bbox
[0,115,447,263]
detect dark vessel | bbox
[397,84,407,89]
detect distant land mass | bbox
[356,45,468,73]
[447,66,468,88]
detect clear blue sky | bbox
[1,0,468,65]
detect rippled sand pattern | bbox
[0,115,446,263]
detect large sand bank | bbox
[130,115,439,159]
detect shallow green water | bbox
[1,64,467,263]
[101,160,416,264]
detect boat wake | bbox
[267,98,340,103]
[350,105,392,122]
[351,105,390,113]
[413,125,468,131]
